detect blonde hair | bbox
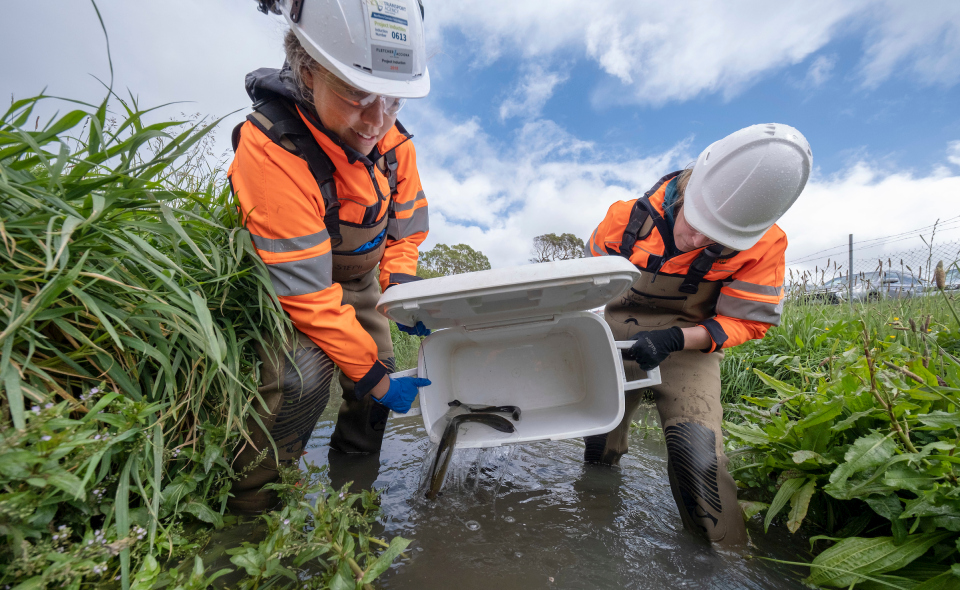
[284,29,320,103]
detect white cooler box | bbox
[377,257,661,448]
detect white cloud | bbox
[2,0,285,160]
[779,159,960,276]
[859,0,960,88]
[407,101,960,272]
[404,105,689,266]
[947,141,960,167]
[804,55,837,88]
[428,0,960,105]
[499,64,570,121]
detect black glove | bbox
[623,327,685,370]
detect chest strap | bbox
[235,98,343,245]
[617,171,681,259]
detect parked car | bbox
[875,271,925,299]
[796,270,924,304]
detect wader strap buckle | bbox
[679,243,728,294]
[384,149,400,195]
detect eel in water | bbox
[425,413,516,500]
[447,399,522,422]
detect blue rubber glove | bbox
[397,321,431,337]
[374,376,432,413]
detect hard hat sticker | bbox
[371,45,413,74]
[368,0,411,47]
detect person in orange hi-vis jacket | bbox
[226,0,432,513]
[585,124,812,547]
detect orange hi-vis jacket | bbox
[228,68,428,396]
[587,172,786,352]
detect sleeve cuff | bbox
[385,273,423,290]
[354,360,391,400]
[699,319,728,353]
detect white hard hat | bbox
[684,123,812,251]
[273,0,430,99]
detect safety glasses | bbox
[322,72,406,115]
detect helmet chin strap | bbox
[258,0,302,22]
[257,0,281,16]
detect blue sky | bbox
[4,1,960,275]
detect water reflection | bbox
[303,403,811,590]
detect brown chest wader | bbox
[227,99,400,513]
[586,191,748,546]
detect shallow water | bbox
[303,403,814,590]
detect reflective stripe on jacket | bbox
[228,107,428,385]
[587,174,786,351]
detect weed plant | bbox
[722,289,960,588]
[0,93,407,589]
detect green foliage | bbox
[724,296,960,588]
[0,93,407,587]
[529,232,585,263]
[417,243,491,278]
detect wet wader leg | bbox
[653,348,747,547]
[229,332,335,514]
[329,270,396,491]
[584,375,645,466]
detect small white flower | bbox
[31,406,40,413]
[94,434,101,441]
[41,435,51,442]
[44,403,53,409]
[58,525,67,531]
[90,387,100,394]
[283,519,290,526]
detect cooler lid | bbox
[377,257,641,329]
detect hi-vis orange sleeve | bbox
[702,229,787,352]
[228,121,380,384]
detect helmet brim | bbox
[288,17,431,99]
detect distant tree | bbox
[418,243,492,277]
[530,233,586,263]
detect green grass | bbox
[0,92,407,589]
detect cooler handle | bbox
[615,341,663,391]
[389,368,419,379]
[387,368,423,418]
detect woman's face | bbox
[673,206,716,252]
[306,70,398,156]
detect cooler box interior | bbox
[417,312,623,447]
[378,257,660,448]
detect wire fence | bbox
[786,239,960,302]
